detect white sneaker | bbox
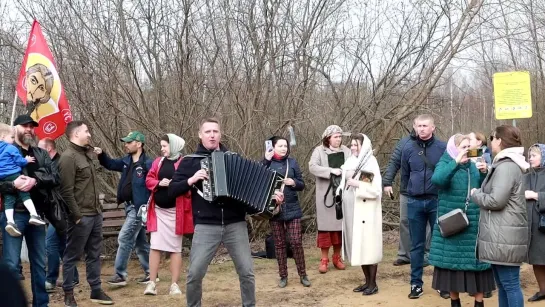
[45,281,56,293]
[169,283,182,295]
[29,215,46,226]
[5,223,22,237]
[144,281,156,296]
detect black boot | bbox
[451,298,461,307]
[474,301,484,307]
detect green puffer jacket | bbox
[429,152,490,271]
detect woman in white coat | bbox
[337,133,383,296]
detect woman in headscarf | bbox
[429,134,495,307]
[309,125,351,273]
[144,134,194,296]
[263,136,310,288]
[524,144,545,302]
[337,134,382,295]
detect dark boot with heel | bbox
[451,299,461,307]
[474,301,484,307]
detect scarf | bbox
[529,143,545,168]
[167,134,185,161]
[322,125,343,139]
[273,153,286,160]
[446,135,459,160]
[340,134,374,179]
[493,147,529,171]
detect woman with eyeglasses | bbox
[429,134,494,307]
[471,125,529,307]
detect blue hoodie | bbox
[0,141,27,179]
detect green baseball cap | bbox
[120,131,145,143]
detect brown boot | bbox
[332,254,346,270]
[319,258,329,273]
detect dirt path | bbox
[29,236,537,307]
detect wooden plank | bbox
[102,219,125,228]
[102,203,124,210]
[102,211,126,219]
[103,231,120,237]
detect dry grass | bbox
[19,231,537,307]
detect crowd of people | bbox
[0,113,543,307]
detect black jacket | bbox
[382,130,416,195]
[168,143,246,225]
[9,144,60,213]
[261,156,305,221]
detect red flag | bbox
[16,19,72,140]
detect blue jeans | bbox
[114,203,150,278]
[492,264,524,307]
[46,224,79,284]
[407,197,437,287]
[1,211,48,307]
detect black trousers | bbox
[62,214,103,292]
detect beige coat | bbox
[309,145,351,231]
[337,137,383,265]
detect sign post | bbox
[493,71,533,126]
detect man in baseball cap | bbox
[120,131,145,143]
[13,114,39,127]
[2,113,58,306]
[94,130,153,286]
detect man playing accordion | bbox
[169,117,283,307]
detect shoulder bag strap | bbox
[464,168,471,213]
[279,159,289,193]
[413,142,435,171]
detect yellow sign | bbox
[493,71,532,120]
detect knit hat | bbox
[167,133,185,160]
[322,125,343,139]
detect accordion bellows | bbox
[200,151,284,220]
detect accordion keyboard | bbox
[200,158,213,201]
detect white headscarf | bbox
[342,133,374,174]
[336,134,375,194]
[166,133,185,161]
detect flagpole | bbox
[10,91,17,125]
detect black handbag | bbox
[324,151,345,212]
[538,214,545,234]
[44,188,68,235]
[437,169,470,237]
[334,194,343,220]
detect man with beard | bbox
[58,120,113,306]
[94,131,153,286]
[0,114,58,307]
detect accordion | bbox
[200,151,284,220]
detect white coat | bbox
[337,135,383,266]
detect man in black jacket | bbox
[169,118,282,307]
[0,115,59,307]
[38,138,80,292]
[382,128,432,267]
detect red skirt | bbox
[316,231,342,248]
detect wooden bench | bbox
[101,195,127,237]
